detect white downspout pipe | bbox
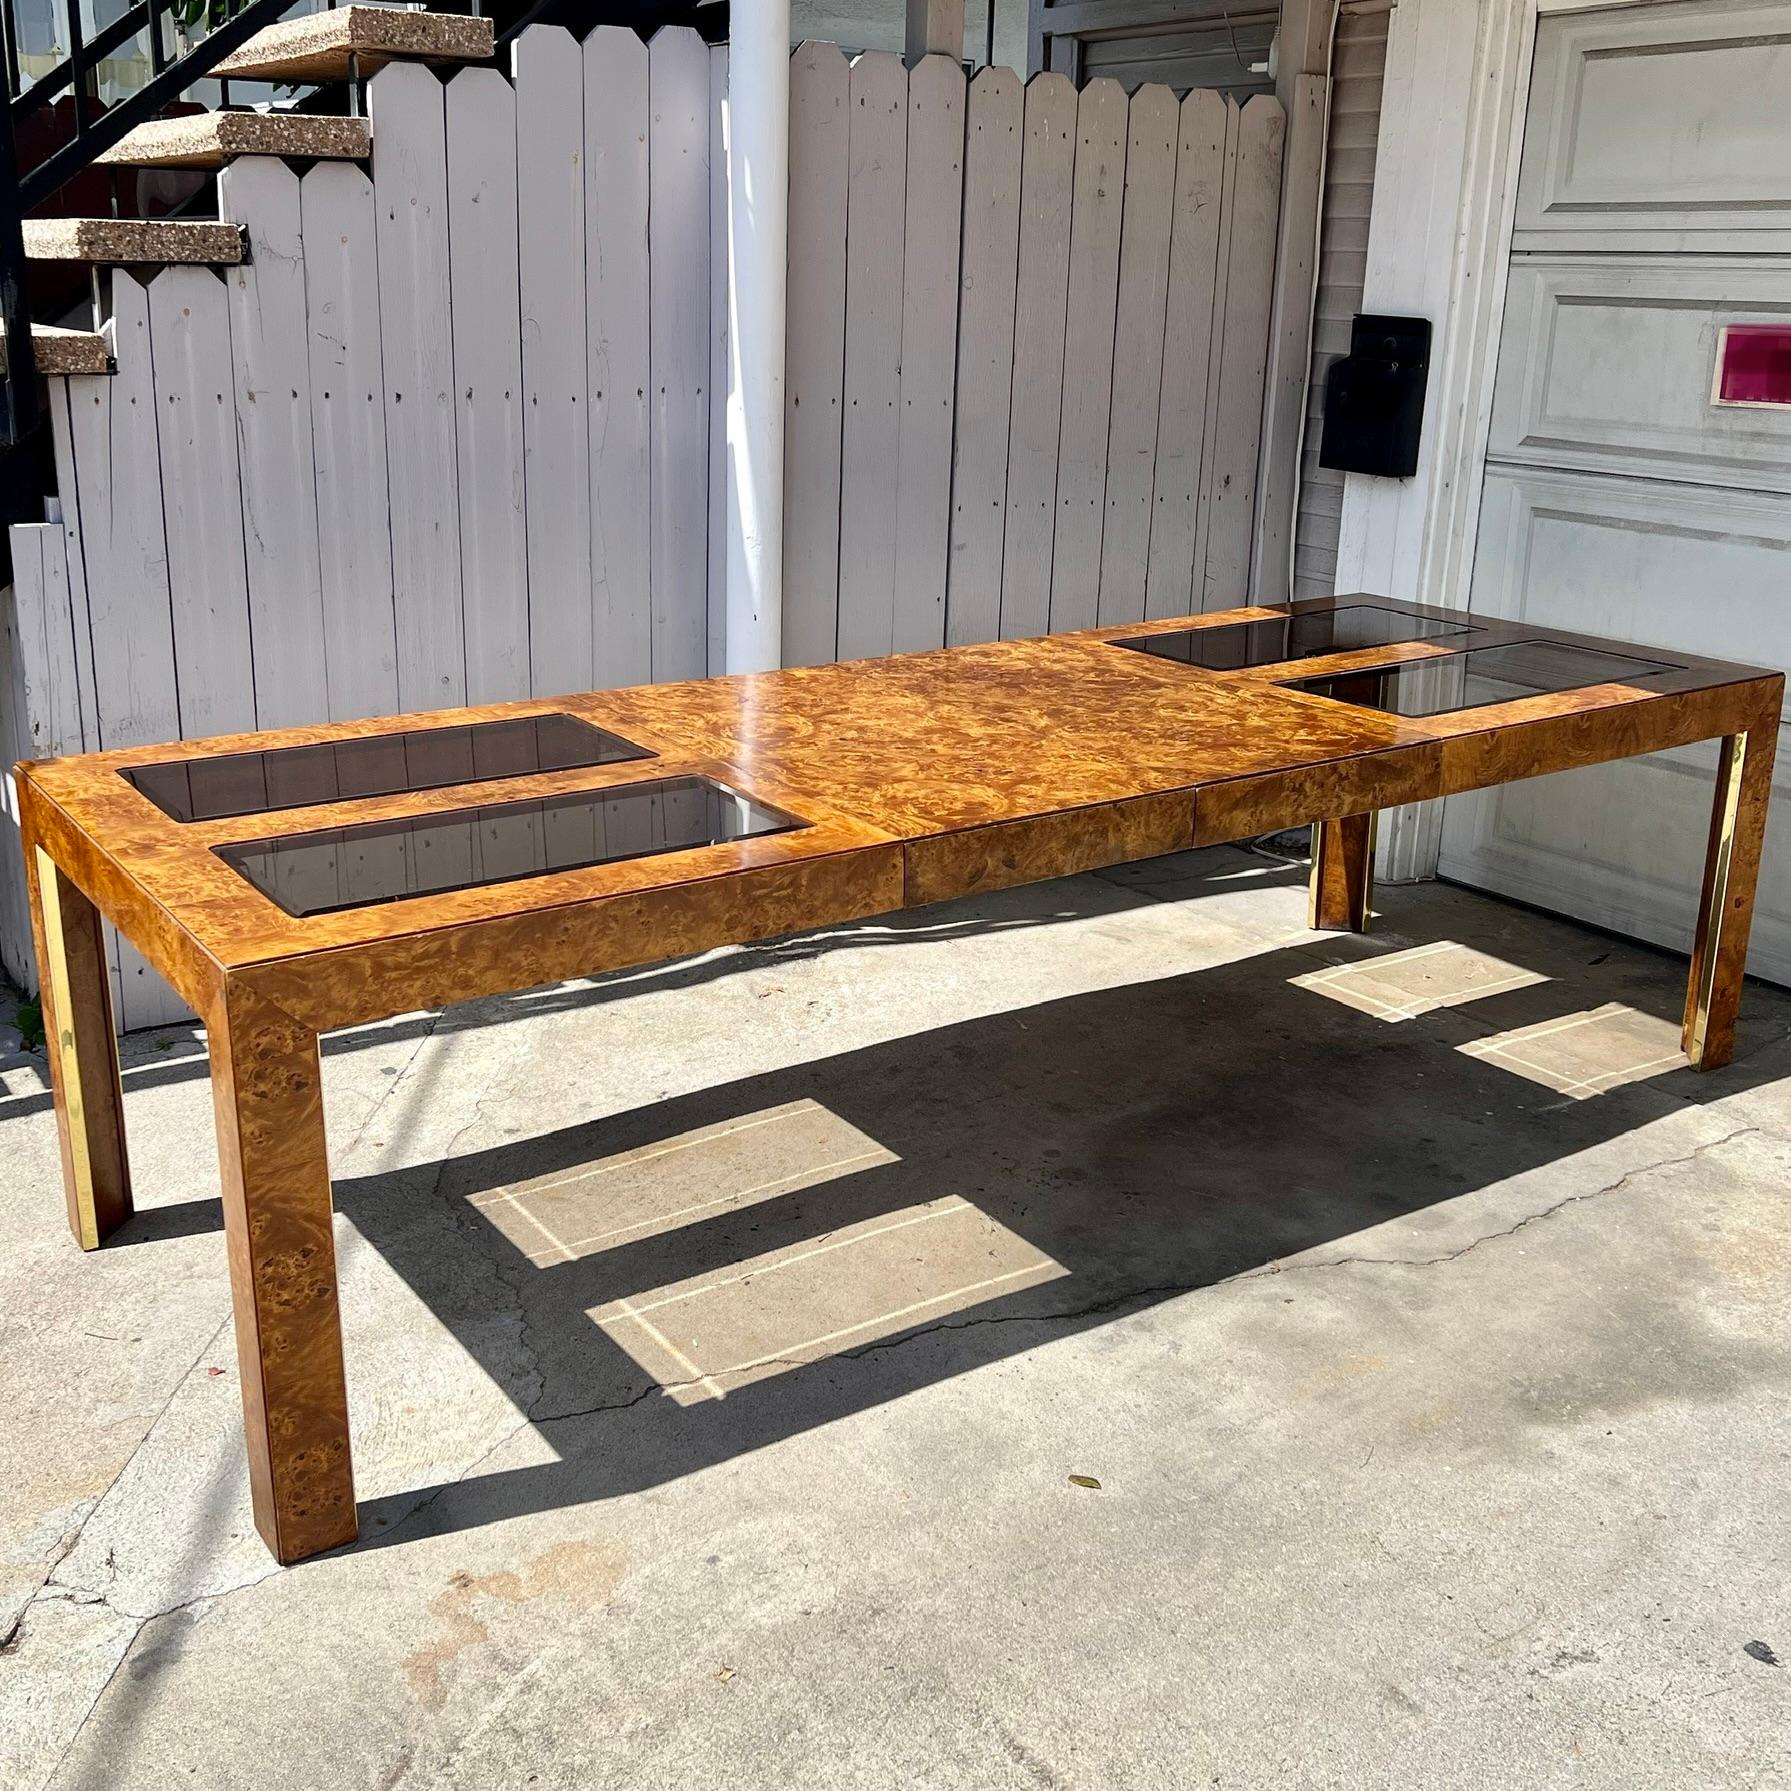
[723,0,790,674]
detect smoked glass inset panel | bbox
[216,777,806,918]
[1291,639,1683,717]
[123,713,652,823]
[1111,603,1481,670]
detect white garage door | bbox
[1439,0,1791,985]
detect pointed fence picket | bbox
[6,36,1285,1026]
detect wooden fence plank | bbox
[648,26,713,684]
[0,551,48,987]
[835,50,907,661]
[370,60,466,710]
[68,277,186,1028]
[585,24,654,690]
[708,41,729,676]
[1145,87,1226,620]
[149,264,257,738]
[782,39,851,667]
[1048,77,1127,635]
[1191,98,1241,613]
[999,71,1077,640]
[1096,83,1177,626]
[446,66,530,705]
[1202,94,1285,606]
[219,156,329,728]
[515,27,593,698]
[301,162,399,721]
[3,524,87,985]
[46,382,99,742]
[890,53,964,654]
[69,277,177,753]
[5,524,84,758]
[945,65,1022,647]
[1251,74,1324,603]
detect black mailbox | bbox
[1319,314,1431,479]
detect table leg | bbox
[1684,725,1776,1072]
[1309,814,1376,933]
[27,846,132,1250]
[209,982,358,1563]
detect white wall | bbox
[792,0,1029,69]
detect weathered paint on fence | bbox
[5,39,1285,1027]
[783,57,1283,656]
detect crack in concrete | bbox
[39,1621,139,1791]
[20,1091,1761,1785]
[0,1517,86,1656]
[429,1077,549,1417]
[6,1309,235,1661]
[1234,1125,1762,1282]
[337,1008,449,1164]
[374,1118,1761,1549]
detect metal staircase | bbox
[1,2,492,574]
[1,0,722,583]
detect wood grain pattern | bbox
[1309,812,1374,932]
[206,978,356,1564]
[1685,711,1778,1070]
[19,594,1779,1567]
[24,840,130,1249]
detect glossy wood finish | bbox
[1685,725,1777,1071]
[16,595,1781,1565]
[207,981,358,1562]
[24,843,131,1248]
[1310,814,1374,934]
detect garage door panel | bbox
[1514,0,1791,251]
[1446,465,1791,982]
[1466,466,1791,685]
[1440,745,1791,987]
[1488,257,1791,492]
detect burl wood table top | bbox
[17,597,1780,1035]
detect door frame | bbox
[1336,0,1690,880]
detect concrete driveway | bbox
[2,845,1788,1789]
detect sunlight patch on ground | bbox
[472,1099,897,1265]
[1290,940,1549,1023]
[470,1097,1067,1402]
[1457,1002,1685,1100]
[591,1198,1065,1403]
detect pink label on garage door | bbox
[1714,325,1791,408]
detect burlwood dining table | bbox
[16,595,1781,1565]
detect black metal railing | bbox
[1,0,313,512]
[0,0,712,563]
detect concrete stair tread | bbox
[96,111,372,171]
[21,217,243,265]
[0,324,110,376]
[210,6,493,82]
